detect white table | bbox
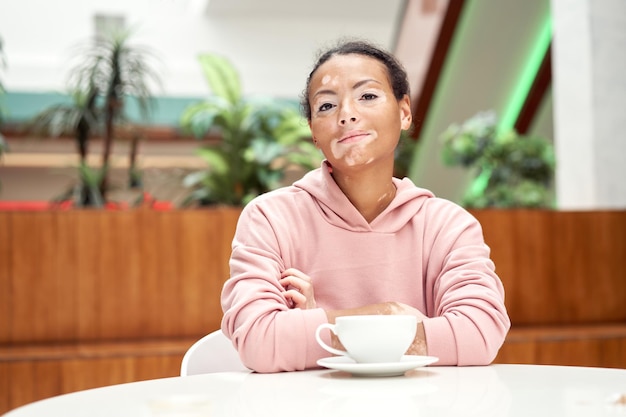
[4,364,626,417]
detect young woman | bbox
[220,39,510,372]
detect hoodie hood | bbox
[293,161,435,233]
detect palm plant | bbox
[180,53,322,206]
[30,29,161,205]
[30,88,104,206]
[69,28,161,198]
[31,87,99,163]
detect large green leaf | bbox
[273,111,311,145]
[195,147,229,175]
[180,101,226,138]
[198,53,242,105]
[244,138,285,165]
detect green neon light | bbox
[469,13,553,197]
[498,17,553,133]
[467,168,491,200]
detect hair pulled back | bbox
[300,39,410,121]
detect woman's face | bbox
[307,54,411,170]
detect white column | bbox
[551,0,626,209]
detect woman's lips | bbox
[338,131,369,144]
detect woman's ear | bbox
[399,95,412,131]
[309,121,320,148]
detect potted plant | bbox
[179,53,322,207]
[29,29,162,206]
[394,131,420,179]
[440,110,555,208]
[29,87,104,206]
[72,28,161,197]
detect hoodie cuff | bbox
[422,316,458,365]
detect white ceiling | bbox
[205,0,405,20]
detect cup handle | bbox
[315,323,349,357]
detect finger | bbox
[283,290,306,309]
[280,276,312,293]
[281,268,312,282]
[279,277,295,291]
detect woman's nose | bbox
[338,102,358,125]
[340,116,357,125]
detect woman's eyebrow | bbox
[312,88,336,100]
[312,79,382,100]
[353,78,382,89]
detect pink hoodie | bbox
[221,162,510,372]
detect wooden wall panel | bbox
[2,208,625,342]
[0,213,11,345]
[1,208,241,345]
[171,210,226,337]
[0,350,184,414]
[551,211,626,322]
[470,210,626,325]
[8,211,78,343]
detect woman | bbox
[221,39,510,372]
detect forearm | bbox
[324,301,428,356]
[407,322,427,356]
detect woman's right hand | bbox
[279,268,317,309]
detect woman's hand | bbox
[279,268,317,309]
[381,302,428,355]
[325,301,429,355]
[383,301,428,320]
[327,301,427,321]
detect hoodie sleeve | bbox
[421,201,511,365]
[220,199,330,373]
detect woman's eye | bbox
[318,103,334,112]
[361,93,378,101]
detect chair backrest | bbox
[180,330,249,376]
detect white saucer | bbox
[317,355,439,377]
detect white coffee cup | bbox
[315,315,417,363]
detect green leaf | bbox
[182,170,208,188]
[273,112,311,145]
[246,138,285,165]
[195,147,229,175]
[198,53,242,105]
[181,104,217,137]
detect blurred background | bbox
[1,0,623,209]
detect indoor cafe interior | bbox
[0,0,625,415]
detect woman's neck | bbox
[332,165,397,223]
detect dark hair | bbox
[300,39,410,121]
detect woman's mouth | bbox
[338,131,369,144]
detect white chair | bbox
[180,330,249,376]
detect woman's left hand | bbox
[279,268,317,309]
